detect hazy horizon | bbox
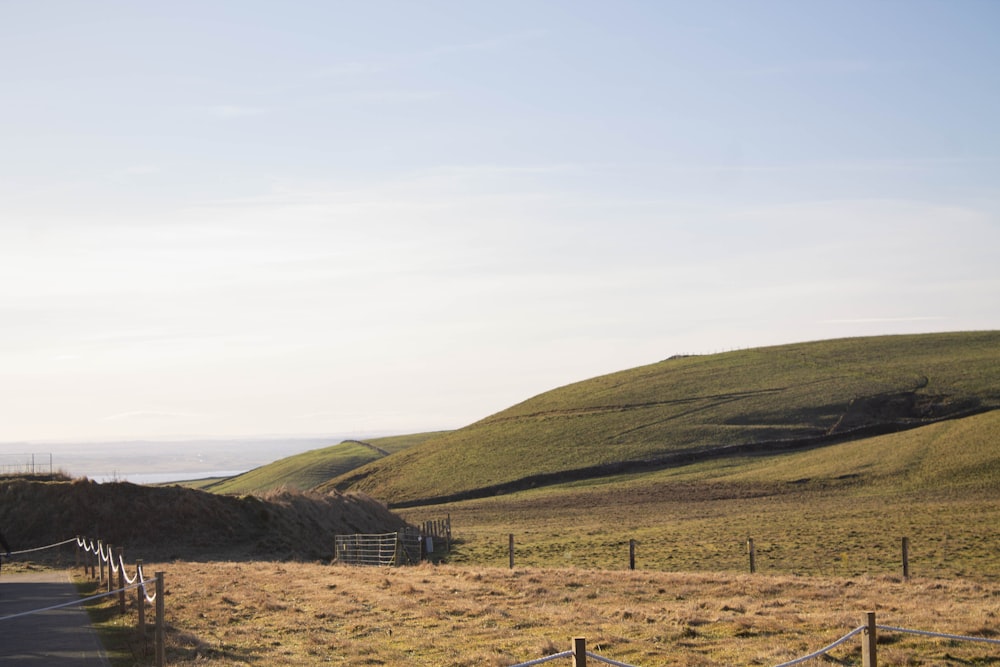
[0,433,394,483]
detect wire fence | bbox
[507,613,1000,667]
[0,453,54,476]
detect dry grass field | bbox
[81,560,1000,666]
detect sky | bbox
[2,1,999,444]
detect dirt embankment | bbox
[0,477,410,561]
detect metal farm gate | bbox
[334,529,422,566]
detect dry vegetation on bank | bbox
[84,560,1000,666]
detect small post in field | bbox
[98,540,105,584]
[155,572,165,667]
[573,637,587,667]
[75,536,81,570]
[629,539,636,570]
[747,537,756,574]
[901,536,910,581]
[508,533,515,569]
[862,611,877,667]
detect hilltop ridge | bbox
[319,331,1000,505]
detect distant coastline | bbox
[96,470,247,485]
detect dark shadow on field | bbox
[389,401,994,509]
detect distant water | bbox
[0,434,390,486]
[97,470,248,485]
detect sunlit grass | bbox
[80,561,1000,666]
[325,332,1000,504]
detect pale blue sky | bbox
[2,1,999,442]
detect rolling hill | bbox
[195,431,446,494]
[318,331,1000,505]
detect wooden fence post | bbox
[862,611,877,667]
[75,536,81,570]
[106,544,114,594]
[116,547,126,615]
[136,559,146,651]
[155,572,165,667]
[98,540,105,584]
[902,537,910,581]
[747,537,756,574]
[574,637,587,667]
[508,534,515,569]
[629,539,636,570]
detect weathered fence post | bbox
[862,611,877,667]
[106,543,114,594]
[117,547,126,615]
[136,559,146,650]
[902,537,910,581]
[155,572,165,667]
[573,637,587,667]
[98,540,105,584]
[75,536,81,570]
[509,534,515,569]
[629,539,636,570]
[747,537,756,574]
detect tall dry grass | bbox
[91,560,1000,666]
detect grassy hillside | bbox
[195,432,446,494]
[323,332,1000,505]
[402,409,1000,578]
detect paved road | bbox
[0,570,110,665]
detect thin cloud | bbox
[206,105,268,119]
[421,28,549,59]
[822,317,947,324]
[742,59,886,77]
[309,28,548,81]
[101,410,204,422]
[121,165,160,176]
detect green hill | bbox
[320,332,1000,505]
[197,432,446,494]
[423,407,1000,576]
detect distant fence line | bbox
[0,453,54,476]
[504,533,922,580]
[509,613,1000,667]
[0,536,167,667]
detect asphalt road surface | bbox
[0,570,110,665]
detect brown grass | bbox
[85,561,1000,666]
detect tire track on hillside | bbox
[389,404,995,509]
[482,388,786,424]
[344,439,391,457]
